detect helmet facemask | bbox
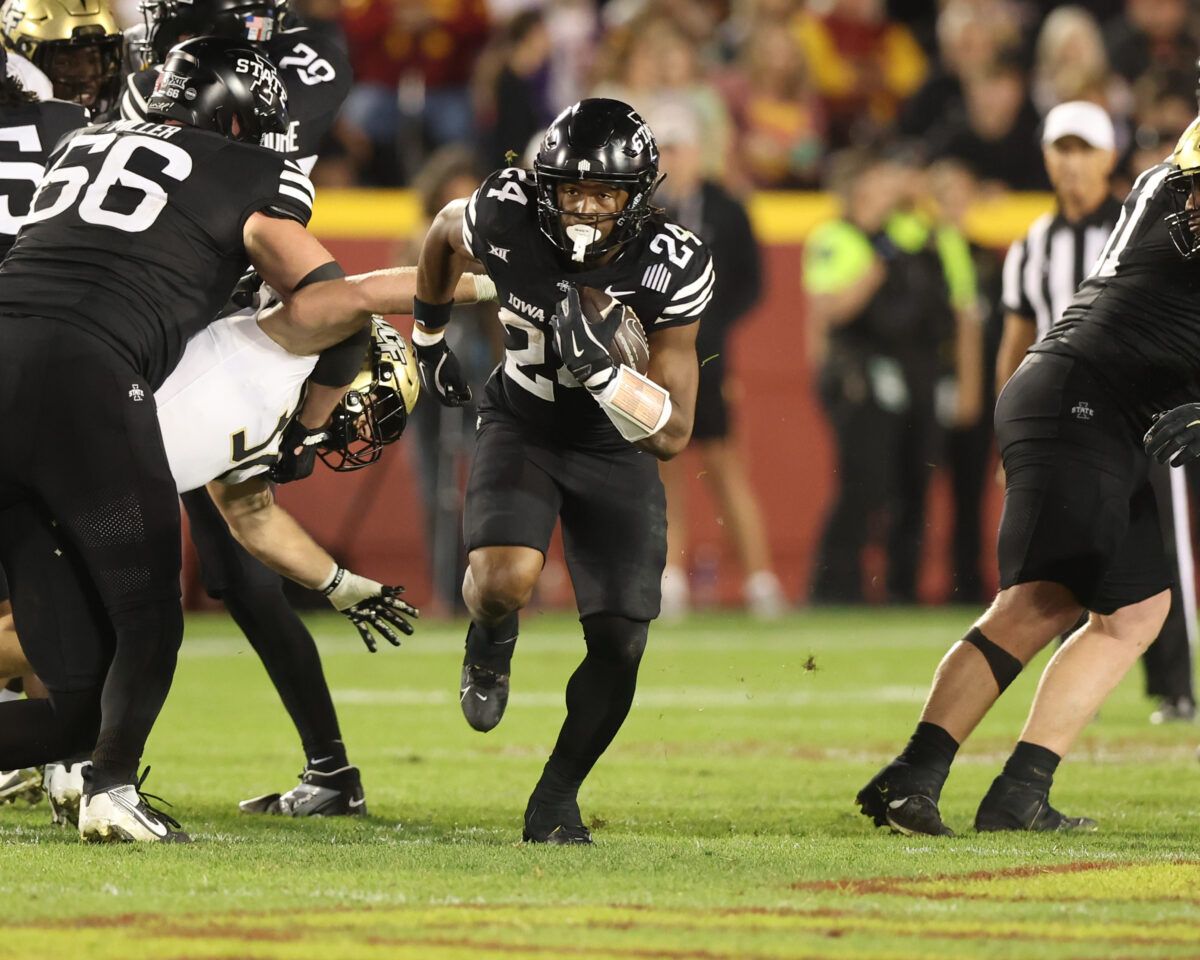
[1164,167,1200,259]
[319,319,419,472]
[533,168,660,264]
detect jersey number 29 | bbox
[28,133,192,234]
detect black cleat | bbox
[239,765,367,817]
[974,773,1097,832]
[460,663,510,732]
[856,761,954,836]
[522,796,593,845]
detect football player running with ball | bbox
[414,98,712,844]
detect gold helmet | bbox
[1165,116,1200,258]
[319,317,420,472]
[0,0,121,110]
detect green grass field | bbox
[3,607,1200,959]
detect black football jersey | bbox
[0,98,89,261]
[462,167,714,448]
[1035,163,1200,430]
[120,25,351,172]
[0,118,314,387]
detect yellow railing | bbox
[309,189,1057,247]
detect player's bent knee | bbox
[986,581,1083,643]
[582,615,649,669]
[468,549,542,619]
[1097,589,1172,650]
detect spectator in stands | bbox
[1122,68,1195,188]
[1031,6,1132,134]
[720,22,826,189]
[805,150,965,603]
[340,0,490,184]
[649,100,786,619]
[899,0,1020,139]
[400,145,502,613]
[791,0,927,147]
[1104,0,1195,82]
[928,50,1048,192]
[473,9,552,171]
[592,13,732,181]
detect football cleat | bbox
[44,759,89,826]
[238,765,366,817]
[78,768,189,843]
[0,768,43,805]
[459,663,510,733]
[856,761,954,837]
[1150,695,1196,725]
[522,796,593,845]
[974,774,1098,832]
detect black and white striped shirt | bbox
[1001,197,1122,340]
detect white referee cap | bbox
[1042,101,1115,151]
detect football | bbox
[578,286,651,374]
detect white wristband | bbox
[594,365,673,442]
[319,563,384,611]
[471,273,498,303]
[411,326,445,347]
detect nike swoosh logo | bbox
[348,797,365,808]
[309,755,333,766]
[570,332,585,358]
[493,636,517,646]
[474,692,488,701]
[111,792,168,837]
[605,286,636,298]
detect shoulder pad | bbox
[636,221,714,327]
[462,168,536,258]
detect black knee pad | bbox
[963,627,1022,692]
[581,615,649,669]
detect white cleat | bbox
[78,769,189,843]
[0,768,43,805]
[44,760,89,827]
[744,571,787,620]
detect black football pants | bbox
[0,316,182,786]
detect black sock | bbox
[305,740,349,773]
[92,600,184,789]
[465,612,519,672]
[538,615,648,796]
[0,688,100,771]
[224,583,344,753]
[897,722,960,781]
[1002,740,1060,787]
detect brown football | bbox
[578,287,650,374]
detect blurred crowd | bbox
[245,0,1200,195]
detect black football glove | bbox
[269,418,328,484]
[321,566,418,652]
[551,286,616,393]
[1144,403,1200,466]
[413,337,473,407]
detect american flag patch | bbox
[642,262,671,294]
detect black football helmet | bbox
[144,36,287,143]
[319,317,420,472]
[533,98,662,263]
[137,0,277,66]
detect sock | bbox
[539,615,648,794]
[464,612,519,672]
[897,721,959,782]
[1002,740,1061,787]
[305,740,348,773]
[531,758,582,806]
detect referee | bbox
[998,100,1196,723]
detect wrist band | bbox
[411,326,445,347]
[471,274,497,303]
[413,296,454,330]
[319,564,344,596]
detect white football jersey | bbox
[156,309,317,493]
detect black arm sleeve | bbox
[309,325,371,387]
